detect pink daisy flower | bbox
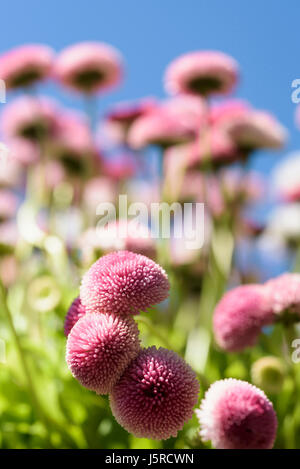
[213,284,274,352]
[53,42,123,94]
[209,99,250,125]
[66,312,140,394]
[265,273,300,321]
[127,106,196,150]
[164,126,238,171]
[196,378,277,449]
[64,296,86,337]
[213,102,287,151]
[104,98,157,144]
[80,251,170,315]
[0,44,54,90]
[164,51,239,97]
[110,346,199,440]
[51,110,95,174]
[1,96,58,142]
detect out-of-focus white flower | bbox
[272,152,300,202]
[265,203,300,243]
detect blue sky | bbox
[1,0,300,176]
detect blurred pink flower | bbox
[0,189,18,220]
[8,139,40,166]
[128,106,196,150]
[53,42,123,94]
[51,110,96,174]
[265,273,300,319]
[128,95,207,150]
[0,153,22,188]
[213,284,274,352]
[164,126,238,172]
[209,99,250,125]
[1,96,58,142]
[127,180,160,208]
[211,101,287,151]
[164,51,239,96]
[162,95,206,131]
[83,176,116,213]
[0,221,18,252]
[196,378,277,449]
[103,154,138,181]
[0,255,18,287]
[104,98,157,144]
[0,44,54,90]
[110,346,199,440]
[91,219,157,259]
[66,312,140,394]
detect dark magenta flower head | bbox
[66,312,140,394]
[213,284,274,352]
[110,346,199,440]
[80,251,170,315]
[64,296,86,337]
[196,378,277,449]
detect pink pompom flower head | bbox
[64,296,86,337]
[0,44,54,90]
[196,378,277,449]
[53,42,123,94]
[66,312,140,394]
[265,273,300,324]
[80,251,169,315]
[164,50,239,97]
[110,346,199,440]
[213,284,274,352]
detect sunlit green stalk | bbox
[0,278,77,447]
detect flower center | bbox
[187,76,223,95]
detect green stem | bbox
[0,279,76,448]
[0,279,51,434]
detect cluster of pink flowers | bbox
[65,250,200,440]
[213,272,300,352]
[0,41,122,94]
[0,43,286,449]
